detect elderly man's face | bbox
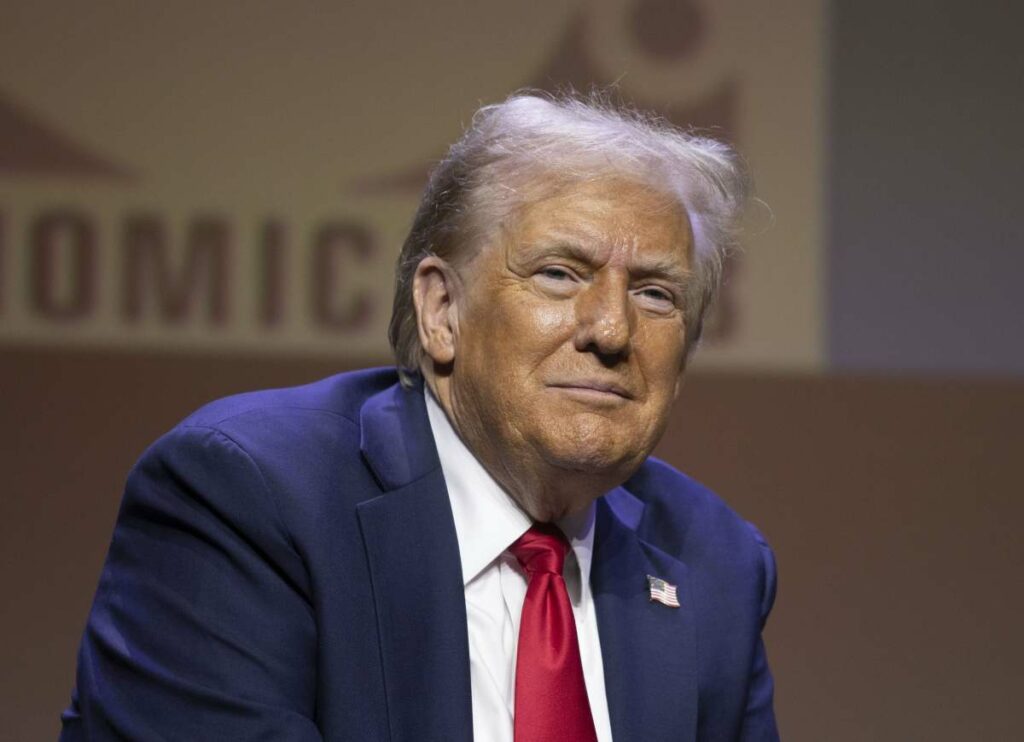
[439,177,693,518]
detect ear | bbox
[673,369,686,401]
[673,339,690,401]
[412,256,462,366]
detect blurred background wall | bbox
[1,1,1021,739]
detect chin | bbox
[535,425,641,480]
[547,444,627,474]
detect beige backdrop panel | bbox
[0,0,823,370]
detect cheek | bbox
[638,326,687,382]
[502,294,578,363]
[527,296,573,335]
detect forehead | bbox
[506,176,693,264]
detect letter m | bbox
[122,214,229,324]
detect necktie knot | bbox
[509,523,569,576]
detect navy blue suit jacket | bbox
[61,368,779,741]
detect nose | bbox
[573,274,634,361]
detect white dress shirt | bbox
[425,390,614,742]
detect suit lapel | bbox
[356,381,472,742]
[593,490,698,742]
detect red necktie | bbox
[509,524,598,742]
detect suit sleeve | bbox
[739,522,781,742]
[60,424,323,741]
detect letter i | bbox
[259,219,285,326]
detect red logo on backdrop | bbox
[0,93,134,180]
[353,0,735,193]
[351,0,739,341]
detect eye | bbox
[633,285,677,312]
[533,265,580,297]
[539,266,573,281]
[640,287,672,301]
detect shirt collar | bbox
[424,388,596,595]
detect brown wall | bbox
[2,346,1021,740]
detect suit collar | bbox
[359,375,440,491]
[423,385,532,585]
[593,490,699,742]
[424,387,599,603]
[356,378,473,741]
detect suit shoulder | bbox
[625,455,741,524]
[623,456,768,560]
[141,367,400,485]
[133,367,399,538]
[178,366,398,430]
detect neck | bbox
[424,371,616,522]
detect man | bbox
[61,93,778,741]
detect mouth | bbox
[547,380,635,401]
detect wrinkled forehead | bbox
[519,174,689,222]
[469,171,695,261]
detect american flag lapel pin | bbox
[646,575,680,608]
